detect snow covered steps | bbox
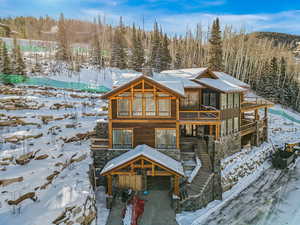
[90,137,109,150]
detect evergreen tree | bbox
[130,24,144,72]
[174,46,182,69]
[2,42,12,75]
[269,57,278,76]
[110,17,127,69]
[15,45,26,75]
[0,40,3,73]
[90,22,103,68]
[56,13,70,61]
[207,18,223,71]
[160,34,172,71]
[149,21,162,72]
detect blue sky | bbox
[1,0,300,35]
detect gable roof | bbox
[100,145,185,176]
[161,68,208,79]
[101,75,185,99]
[195,78,247,93]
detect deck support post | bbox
[107,175,112,196]
[174,175,179,197]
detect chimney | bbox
[142,64,153,78]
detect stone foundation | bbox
[180,174,214,211]
[218,133,241,159]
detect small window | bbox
[112,129,133,149]
[155,129,176,149]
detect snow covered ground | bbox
[0,85,107,225]
[177,104,300,225]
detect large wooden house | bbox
[92,68,272,211]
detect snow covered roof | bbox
[100,145,185,176]
[152,73,203,89]
[101,75,186,99]
[213,72,250,88]
[196,78,247,93]
[161,68,208,79]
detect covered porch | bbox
[100,145,185,199]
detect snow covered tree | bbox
[208,18,223,71]
[130,24,144,72]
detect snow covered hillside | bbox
[0,85,107,225]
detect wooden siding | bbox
[220,108,240,120]
[112,122,176,148]
[118,175,142,191]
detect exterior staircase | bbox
[179,138,214,203]
[90,121,109,150]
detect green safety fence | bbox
[269,108,300,124]
[0,74,111,93]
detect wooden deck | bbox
[241,97,273,112]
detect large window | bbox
[155,129,176,149]
[116,90,171,117]
[227,118,233,134]
[112,129,133,149]
[117,93,130,116]
[234,117,239,132]
[203,91,218,108]
[133,93,143,116]
[221,120,227,136]
[234,93,240,108]
[221,93,227,110]
[182,91,199,108]
[203,92,210,106]
[227,93,234,108]
[210,93,217,108]
[158,93,171,116]
[145,93,156,116]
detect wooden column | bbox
[174,175,179,197]
[255,109,259,120]
[176,98,180,149]
[108,99,113,149]
[215,125,220,140]
[209,125,213,136]
[107,175,112,196]
[264,107,268,119]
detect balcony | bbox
[240,118,267,136]
[179,110,220,121]
[241,97,273,112]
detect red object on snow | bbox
[131,195,145,225]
